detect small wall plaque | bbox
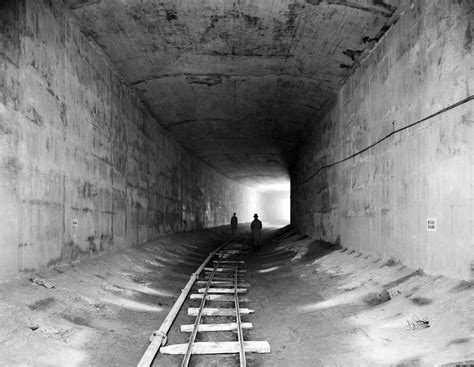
[427,218,436,231]
[72,219,78,227]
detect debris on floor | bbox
[363,289,391,306]
[30,277,55,289]
[406,318,430,331]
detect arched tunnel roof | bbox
[65,0,405,188]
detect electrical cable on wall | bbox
[292,94,474,192]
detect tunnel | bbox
[0,0,473,365]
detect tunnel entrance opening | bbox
[255,181,290,227]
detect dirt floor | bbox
[0,226,472,366]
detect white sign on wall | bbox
[427,218,436,231]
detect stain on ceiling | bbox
[65,0,405,187]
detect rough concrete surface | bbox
[64,0,406,186]
[292,1,474,280]
[0,227,471,366]
[0,0,259,281]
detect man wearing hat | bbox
[250,213,262,250]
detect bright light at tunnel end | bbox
[255,181,290,193]
[253,180,291,225]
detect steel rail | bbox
[234,249,246,367]
[181,248,225,366]
[137,238,234,367]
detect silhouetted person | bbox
[230,213,238,236]
[250,213,262,250]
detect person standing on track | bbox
[250,213,262,251]
[230,212,238,236]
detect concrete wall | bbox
[0,0,257,281]
[292,1,473,280]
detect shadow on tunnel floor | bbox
[238,226,473,367]
[245,225,340,268]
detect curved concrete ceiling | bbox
[65,0,405,187]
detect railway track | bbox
[138,237,270,366]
